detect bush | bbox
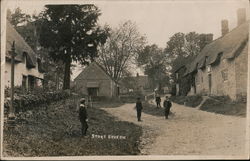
[170,95,203,107]
[4,90,71,113]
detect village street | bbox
[102,99,247,156]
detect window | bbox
[176,73,179,80]
[22,75,27,91]
[207,65,211,73]
[221,69,228,81]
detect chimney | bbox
[205,34,213,43]
[136,73,139,77]
[221,19,229,36]
[237,8,246,26]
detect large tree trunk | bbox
[63,55,71,90]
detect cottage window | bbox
[207,65,211,73]
[22,75,27,91]
[196,74,199,85]
[221,69,228,81]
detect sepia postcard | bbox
[0,0,250,160]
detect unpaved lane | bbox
[102,102,247,157]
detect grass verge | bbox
[170,95,203,107]
[3,98,142,156]
[200,96,246,117]
[142,102,165,117]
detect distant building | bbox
[4,21,45,90]
[180,8,248,101]
[74,62,119,98]
[119,73,151,95]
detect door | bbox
[208,74,212,95]
[88,88,98,97]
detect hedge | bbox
[4,90,70,113]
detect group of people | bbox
[78,95,172,137]
[135,95,172,122]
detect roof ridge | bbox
[6,21,37,67]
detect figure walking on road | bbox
[163,96,172,119]
[79,98,89,136]
[136,97,143,121]
[155,94,161,108]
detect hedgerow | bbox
[4,87,70,113]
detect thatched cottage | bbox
[178,8,248,101]
[4,21,45,90]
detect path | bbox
[102,101,247,157]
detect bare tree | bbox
[97,20,146,81]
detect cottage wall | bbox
[4,60,44,87]
[74,63,116,97]
[195,58,237,99]
[235,43,248,100]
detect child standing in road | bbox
[136,97,143,121]
[79,98,88,136]
[163,96,172,119]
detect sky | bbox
[4,0,249,79]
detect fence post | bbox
[8,41,16,129]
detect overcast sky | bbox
[5,0,249,79]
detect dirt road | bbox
[102,101,248,157]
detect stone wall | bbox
[235,43,248,101]
[195,57,237,100]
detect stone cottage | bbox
[184,8,248,101]
[4,21,45,90]
[74,62,119,98]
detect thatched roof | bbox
[6,21,37,68]
[185,21,249,75]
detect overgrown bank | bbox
[200,96,246,117]
[3,98,143,156]
[171,95,246,117]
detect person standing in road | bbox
[136,97,143,121]
[79,98,89,136]
[163,96,172,119]
[155,94,161,108]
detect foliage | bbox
[39,5,109,89]
[165,32,212,78]
[136,44,170,90]
[97,20,146,81]
[7,8,31,27]
[4,88,70,113]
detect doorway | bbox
[208,74,212,95]
[88,88,99,97]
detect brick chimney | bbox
[221,19,229,36]
[205,34,213,43]
[237,8,246,26]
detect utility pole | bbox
[8,41,16,128]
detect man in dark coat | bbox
[79,98,88,136]
[163,96,172,119]
[136,97,143,121]
[155,95,161,108]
